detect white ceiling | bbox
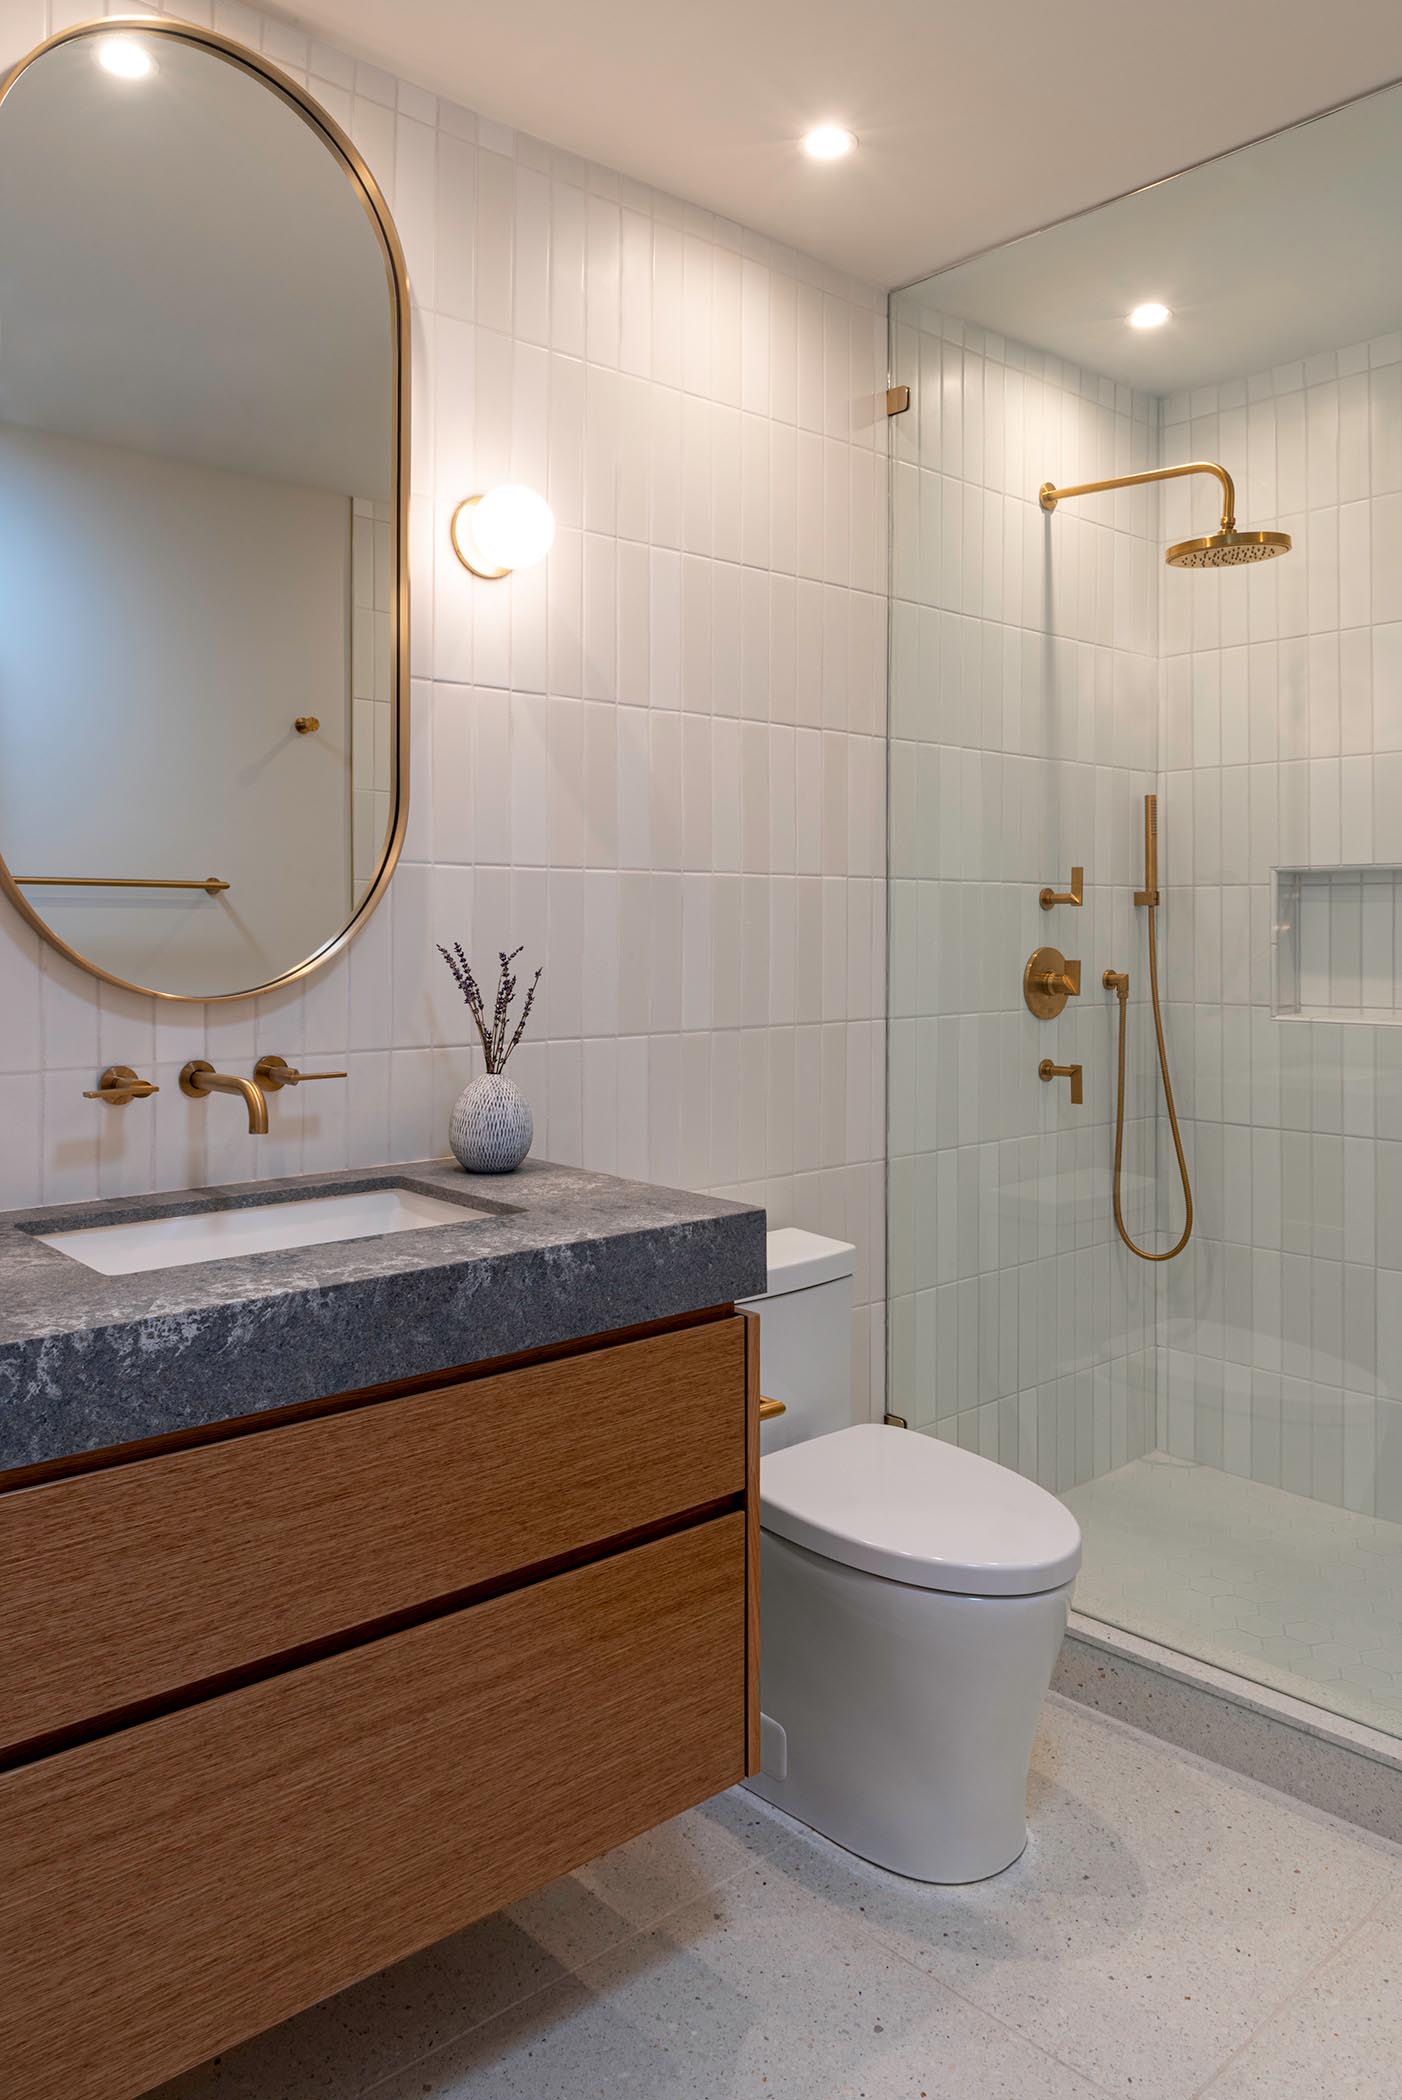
[278,0,1402,291]
[900,81,1402,391]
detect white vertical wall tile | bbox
[1148,331,1402,1525]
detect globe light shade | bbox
[451,486,556,579]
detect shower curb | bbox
[1054,1612,1402,1842]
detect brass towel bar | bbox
[15,875,230,895]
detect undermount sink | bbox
[38,1186,489,1277]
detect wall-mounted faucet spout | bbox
[179,1061,270,1135]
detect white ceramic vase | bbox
[449,1072,533,1174]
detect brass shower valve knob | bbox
[1024,947,1081,1019]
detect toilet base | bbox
[747,1530,1073,1885]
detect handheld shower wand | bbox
[1103,795,1193,1263]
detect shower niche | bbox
[1274,866,1402,1024]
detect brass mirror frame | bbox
[0,15,411,1003]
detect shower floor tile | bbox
[1064,1453,1402,1740]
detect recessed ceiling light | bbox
[98,36,154,80]
[1128,302,1171,330]
[803,124,856,161]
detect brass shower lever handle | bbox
[253,1055,348,1090]
[1039,1060,1084,1106]
[1039,866,1083,910]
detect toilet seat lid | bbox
[759,1424,1082,1596]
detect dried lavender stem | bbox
[438,940,540,1075]
[502,968,543,1065]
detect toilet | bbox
[740,1228,1081,1885]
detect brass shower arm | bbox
[1039,460,1236,533]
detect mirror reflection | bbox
[0,25,404,999]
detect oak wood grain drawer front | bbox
[0,1317,746,1753]
[0,1515,746,2100]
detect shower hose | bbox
[1107,882,1193,1264]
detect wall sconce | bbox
[450,486,556,580]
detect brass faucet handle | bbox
[253,1055,349,1091]
[1039,866,1084,910]
[83,1065,159,1106]
[1061,959,1082,997]
[1039,1059,1084,1107]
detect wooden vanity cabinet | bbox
[0,1306,760,2100]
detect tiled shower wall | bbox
[886,303,1160,1489]
[0,0,889,1411]
[1157,332,1402,1518]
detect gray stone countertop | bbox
[0,1158,766,1474]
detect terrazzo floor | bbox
[144,1696,1401,2100]
[1064,1453,1402,1740]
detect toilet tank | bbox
[738,1229,856,1453]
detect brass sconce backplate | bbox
[1024,946,1082,1020]
[450,495,510,580]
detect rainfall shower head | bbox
[1039,460,1293,569]
[1164,528,1292,568]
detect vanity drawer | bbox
[0,1513,746,2100]
[0,1315,748,1754]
